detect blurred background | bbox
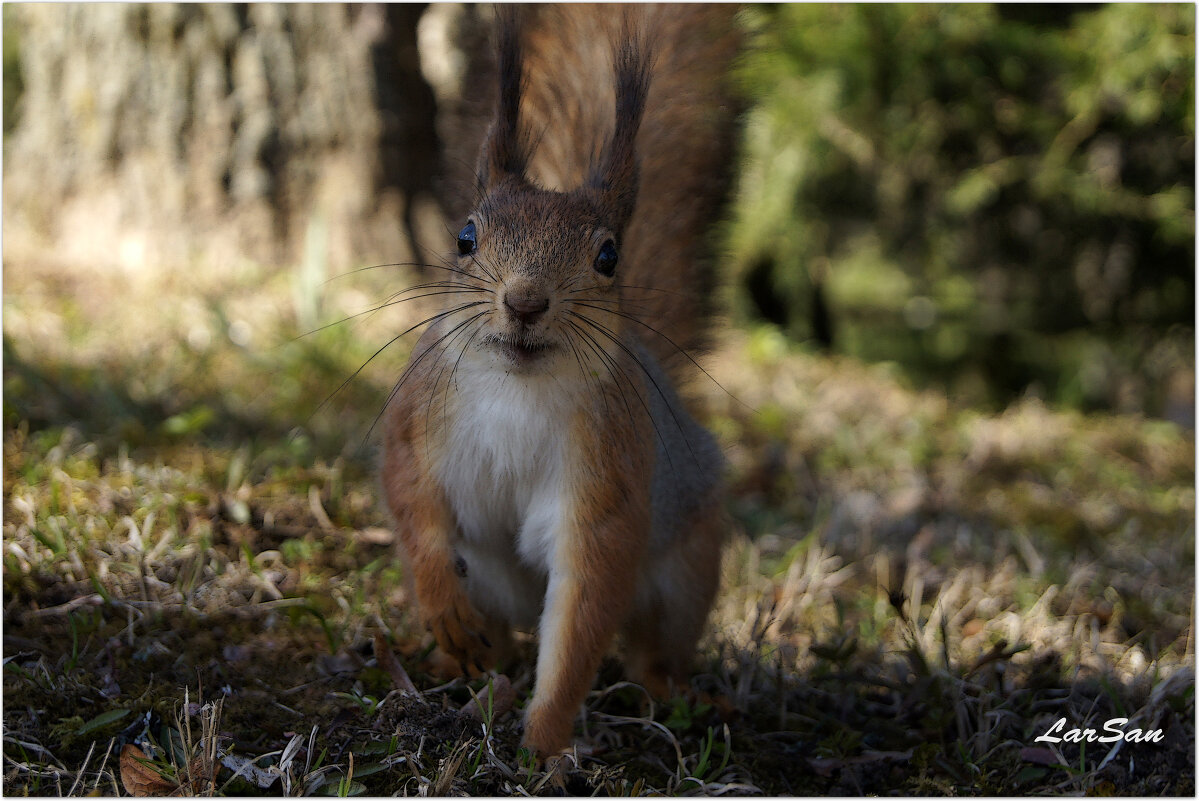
[4,3,1193,432]
[727,4,1194,422]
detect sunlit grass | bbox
[3,252,1194,795]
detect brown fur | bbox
[382,372,487,669]
[523,392,654,754]
[466,4,741,368]
[382,4,738,758]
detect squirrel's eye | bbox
[594,239,618,276]
[457,221,477,256]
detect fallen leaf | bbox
[119,745,178,797]
[178,754,215,796]
[459,674,515,723]
[1019,746,1063,767]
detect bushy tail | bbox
[614,5,740,370]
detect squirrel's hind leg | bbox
[622,504,726,697]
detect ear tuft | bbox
[477,6,530,190]
[589,16,653,232]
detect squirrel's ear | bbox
[589,19,652,232]
[477,6,529,191]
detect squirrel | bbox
[382,4,739,758]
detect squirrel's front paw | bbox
[423,590,491,672]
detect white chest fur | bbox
[432,362,578,627]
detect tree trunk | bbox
[4,3,445,277]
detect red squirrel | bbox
[383,4,739,758]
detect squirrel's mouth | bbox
[483,334,554,366]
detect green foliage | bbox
[2,5,22,135]
[664,695,714,733]
[729,4,1194,413]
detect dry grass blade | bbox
[308,484,335,531]
[374,633,419,695]
[430,739,472,796]
[589,711,686,773]
[64,740,95,796]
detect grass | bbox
[2,246,1194,795]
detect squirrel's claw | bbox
[424,589,492,674]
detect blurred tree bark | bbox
[3,3,451,276]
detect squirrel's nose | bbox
[504,292,549,325]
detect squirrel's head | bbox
[451,8,651,373]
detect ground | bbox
[2,249,1194,795]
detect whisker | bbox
[446,317,487,397]
[332,257,482,286]
[394,244,491,285]
[468,252,500,285]
[394,278,491,293]
[426,260,491,284]
[309,301,487,428]
[563,314,678,474]
[563,294,657,318]
[342,279,489,310]
[560,321,602,410]
[293,285,492,341]
[556,271,585,294]
[563,318,640,440]
[426,310,489,444]
[569,301,750,412]
[411,235,470,270]
[435,315,491,450]
[363,309,492,448]
[568,282,686,297]
[564,295,621,304]
[566,311,700,470]
[321,261,439,286]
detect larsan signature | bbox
[1035,717,1165,744]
